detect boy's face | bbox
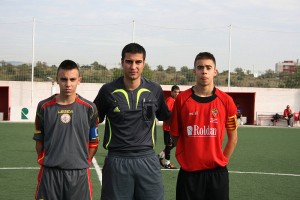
[171,89,180,99]
[56,68,81,97]
[194,58,217,87]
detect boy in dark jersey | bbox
[33,60,99,200]
[170,52,238,200]
[94,43,171,200]
[158,85,180,169]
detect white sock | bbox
[159,151,165,158]
[165,160,170,165]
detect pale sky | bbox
[1,0,299,73]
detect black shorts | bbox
[101,150,164,200]
[176,166,229,200]
[35,166,92,200]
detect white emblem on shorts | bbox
[61,113,71,123]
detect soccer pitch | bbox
[0,123,299,200]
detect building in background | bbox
[275,60,299,73]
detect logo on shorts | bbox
[61,113,71,123]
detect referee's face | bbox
[121,53,145,81]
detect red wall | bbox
[0,86,9,120]
[226,92,256,125]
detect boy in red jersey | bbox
[158,85,180,169]
[283,105,293,127]
[170,52,238,200]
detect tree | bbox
[283,66,300,88]
[156,65,164,71]
[181,66,194,83]
[91,61,107,70]
[112,68,123,80]
[166,66,176,74]
[234,67,244,75]
[261,69,276,78]
[142,63,153,80]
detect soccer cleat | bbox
[164,163,177,169]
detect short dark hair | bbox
[171,85,180,92]
[121,43,146,61]
[194,52,216,67]
[57,60,80,76]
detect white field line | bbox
[92,157,102,185]
[1,167,299,177]
[229,170,300,177]
[161,169,300,177]
[0,158,103,186]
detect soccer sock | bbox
[159,150,165,158]
[165,159,170,165]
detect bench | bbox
[256,114,276,126]
[256,113,287,126]
[293,112,300,127]
[256,112,299,127]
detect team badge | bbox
[212,108,218,117]
[61,113,71,123]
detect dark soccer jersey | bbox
[94,77,171,152]
[33,95,98,169]
[170,87,237,171]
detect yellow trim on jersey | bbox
[226,115,238,131]
[112,89,130,109]
[105,118,112,150]
[151,119,156,148]
[136,88,151,109]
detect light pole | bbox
[47,77,56,95]
[228,24,232,91]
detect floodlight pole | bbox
[132,20,135,43]
[47,77,56,95]
[227,24,232,91]
[31,17,36,106]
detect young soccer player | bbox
[33,60,99,200]
[158,85,180,169]
[283,105,293,127]
[170,52,238,200]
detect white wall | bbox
[1,81,299,122]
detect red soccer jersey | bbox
[163,96,175,131]
[170,87,237,171]
[283,108,292,116]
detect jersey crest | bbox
[212,108,218,117]
[61,113,71,123]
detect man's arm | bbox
[35,140,43,155]
[88,147,98,162]
[223,129,238,159]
